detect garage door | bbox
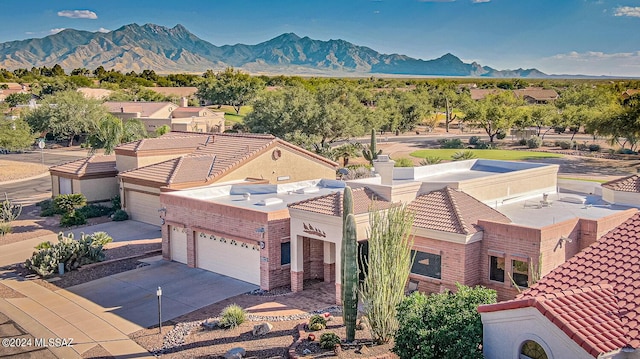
[196,232,260,285]
[125,190,161,225]
[170,226,188,264]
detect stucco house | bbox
[49,155,118,203]
[117,132,338,225]
[479,211,640,359]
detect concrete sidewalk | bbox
[1,273,153,358]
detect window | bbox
[520,340,548,359]
[512,259,529,288]
[489,256,505,282]
[410,251,441,279]
[280,242,291,265]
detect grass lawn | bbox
[410,149,564,161]
[209,105,252,124]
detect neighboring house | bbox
[622,89,640,100]
[145,87,210,105]
[479,211,640,358]
[470,88,501,100]
[49,155,118,203]
[602,175,640,207]
[0,83,29,103]
[118,132,338,225]
[514,87,559,104]
[104,99,224,133]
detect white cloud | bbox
[49,28,66,35]
[57,10,98,19]
[472,0,490,3]
[97,27,110,33]
[614,6,640,17]
[537,50,640,76]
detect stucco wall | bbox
[51,175,60,197]
[460,165,558,203]
[481,307,594,359]
[217,145,335,184]
[603,188,640,208]
[76,177,119,202]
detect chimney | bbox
[373,155,395,185]
[180,97,188,107]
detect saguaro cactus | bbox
[362,129,382,165]
[341,186,358,342]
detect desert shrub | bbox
[219,304,246,329]
[394,157,414,167]
[526,136,542,149]
[320,332,341,349]
[24,232,109,277]
[393,284,497,359]
[419,156,442,166]
[451,150,476,161]
[112,209,129,221]
[438,138,464,149]
[37,199,62,217]
[77,204,111,218]
[518,138,527,146]
[576,142,588,151]
[496,131,507,140]
[0,223,11,236]
[308,315,327,331]
[342,165,373,180]
[468,136,480,145]
[588,144,601,152]
[617,148,638,155]
[556,140,574,150]
[474,141,493,150]
[89,231,113,246]
[60,210,87,227]
[54,194,87,214]
[553,126,566,134]
[111,195,122,211]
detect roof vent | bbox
[295,187,320,194]
[257,197,284,206]
[243,193,251,200]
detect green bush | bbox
[518,138,528,146]
[393,285,497,359]
[394,157,414,167]
[37,199,63,217]
[438,138,464,149]
[308,315,327,331]
[88,232,113,246]
[60,210,87,227]
[24,232,109,277]
[474,141,493,150]
[219,304,246,329]
[112,209,129,221]
[526,136,543,149]
[111,195,122,211]
[451,150,476,161]
[588,144,601,152]
[468,136,480,145]
[77,204,111,218]
[0,222,11,236]
[496,131,507,140]
[320,332,341,349]
[617,148,638,155]
[577,143,589,151]
[54,194,87,214]
[556,140,574,150]
[419,156,442,166]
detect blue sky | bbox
[0,0,639,76]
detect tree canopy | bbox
[197,68,264,114]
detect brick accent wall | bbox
[161,225,170,260]
[335,283,342,305]
[302,237,324,281]
[186,229,196,267]
[291,271,304,292]
[324,263,335,283]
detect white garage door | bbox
[170,226,188,264]
[59,177,72,195]
[125,190,161,225]
[196,232,260,285]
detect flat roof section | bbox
[496,193,632,228]
[164,179,345,213]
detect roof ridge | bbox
[205,138,278,181]
[206,156,216,181]
[444,187,470,234]
[535,283,616,301]
[118,156,181,175]
[288,191,340,209]
[167,156,185,184]
[75,155,93,175]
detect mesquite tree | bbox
[341,186,358,342]
[360,204,415,344]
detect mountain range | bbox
[0,23,549,77]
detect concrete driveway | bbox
[65,258,258,328]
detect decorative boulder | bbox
[224,347,246,359]
[252,322,273,336]
[201,318,219,330]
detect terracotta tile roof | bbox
[408,187,511,234]
[288,187,392,216]
[479,211,640,356]
[602,175,640,193]
[470,89,501,100]
[115,133,212,152]
[145,87,198,97]
[49,155,117,177]
[103,101,174,118]
[119,157,180,185]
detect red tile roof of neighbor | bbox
[49,155,117,177]
[514,88,559,101]
[103,101,174,117]
[602,175,640,193]
[119,132,338,186]
[479,211,640,357]
[408,187,511,235]
[288,187,393,216]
